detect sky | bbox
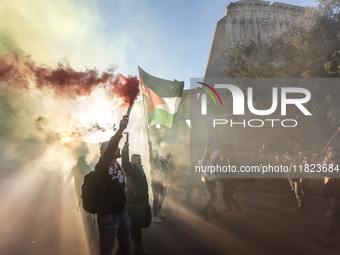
[91,0,318,89]
[0,0,319,175]
[1,0,318,89]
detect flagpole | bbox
[138,66,151,167]
[320,126,340,155]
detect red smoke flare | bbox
[109,74,140,107]
[0,52,140,106]
[0,52,31,89]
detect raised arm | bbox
[95,116,128,177]
[122,141,131,173]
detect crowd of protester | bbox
[66,119,340,254]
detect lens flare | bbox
[60,136,72,144]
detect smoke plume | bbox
[0,52,140,104]
[0,50,142,176]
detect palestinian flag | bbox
[138,66,184,128]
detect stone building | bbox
[204,0,305,79]
[172,1,307,147]
[169,1,308,151]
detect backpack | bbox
[81,171,101,214]
[142,202,152,228]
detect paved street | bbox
[0,172,338,255]
[143,180,339,255]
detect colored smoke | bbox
[0,50,143,176]
[0,51,140,106]
[109,74,140,107]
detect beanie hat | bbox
[100,141,109,155]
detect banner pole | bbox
[320,127,340,155]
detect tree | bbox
[225,0,340,78]
[222,0,340,154]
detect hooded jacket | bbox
[95,133,127,215]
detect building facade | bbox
[204,0,305,79]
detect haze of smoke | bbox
[0,12,141,175]
[0,40,142,176]
[0,52,140,105]
[0,90,49,174]
[0,66,135,176]
[35,117,107,138]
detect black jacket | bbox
[95,133,126,215]
[122,149,148,204]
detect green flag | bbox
[138,66,184,128]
